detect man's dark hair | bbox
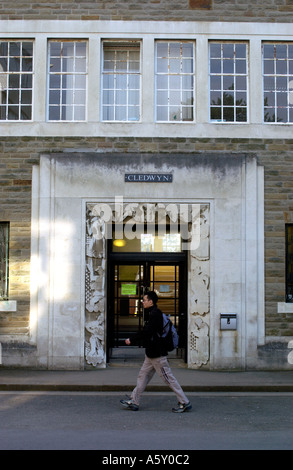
[146,290,158,305]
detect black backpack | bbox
[160,313,179,352]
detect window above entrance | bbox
[112,232,182,253]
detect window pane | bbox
[169,59,180,74]
[182,90,193,106]
[128,74,140,89]
[182,43,193,58]
[210,59,221,74]
[75,90,86,105]
[157,91,167,105]
[263,44,274,59]
[236,92,247,106]
[21,105,32,120]
[210,107,221,120]
[236,107,247,122]
[276,60,287,75]
[116,74,127,89]
[128,106,139,121]
[263,60,274,75]
[21,74,32,88]
[74,106,85,120]
[223,75,234,90]
[128,90,139,105]
[236,76,247,90]
[223,91,234,106]
[182,106,193,121]
[9,74,19,88]
[116,106,127,121]
[223,59,234,74]
[223,106,234,121]
[116,90,127,105]
[277,107,287,122]
[210,76,221,90]
[168,75,179,90]
[8,105,19,119]
[156,106,168,121]
[210,43,221,58]
[210,91,221,105]
[157,75,168,89]
[264,92,275,107]
[49,90,60,105]
[264,76,275,90]
[277,92,287,106]
[169,90,180,105]
[235,44,246,58]
[276,44,287,59]
[235,60,246,74]
[182,59,193,73]
[21,90,32,104]
[103,106,114,121]
[264,107,276,122]
[223,44,234,58]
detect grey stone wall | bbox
[0,0,293,22]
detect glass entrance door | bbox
[107,259,187,362]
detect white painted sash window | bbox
[0,41,33,121]
[47,40,87,121]
[102,41,141,122]
[155,41,195,122]
[209,42,248,123]
[263,43,293,123]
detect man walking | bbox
[120,291,192,413]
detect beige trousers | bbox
[131,355,189,406]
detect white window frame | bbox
[101,40,141,122]
[262,42,293,124]
[47,39,88,122]
[0,40,34,121]
[155,40,195,122]
[209,41,249,123]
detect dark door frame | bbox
[106,246,188,363]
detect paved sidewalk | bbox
[0,365,293,392]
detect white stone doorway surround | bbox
[85,201,210,368]
[30,153,264,370]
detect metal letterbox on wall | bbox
[220,313,237,330]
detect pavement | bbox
[0,363,293,392]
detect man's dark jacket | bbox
[132,304,168,358]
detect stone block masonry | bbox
[0,0,293,22]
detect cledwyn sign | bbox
[125,173,173,183]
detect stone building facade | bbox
[0,2,292,370]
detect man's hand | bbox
[125,338,131,345]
